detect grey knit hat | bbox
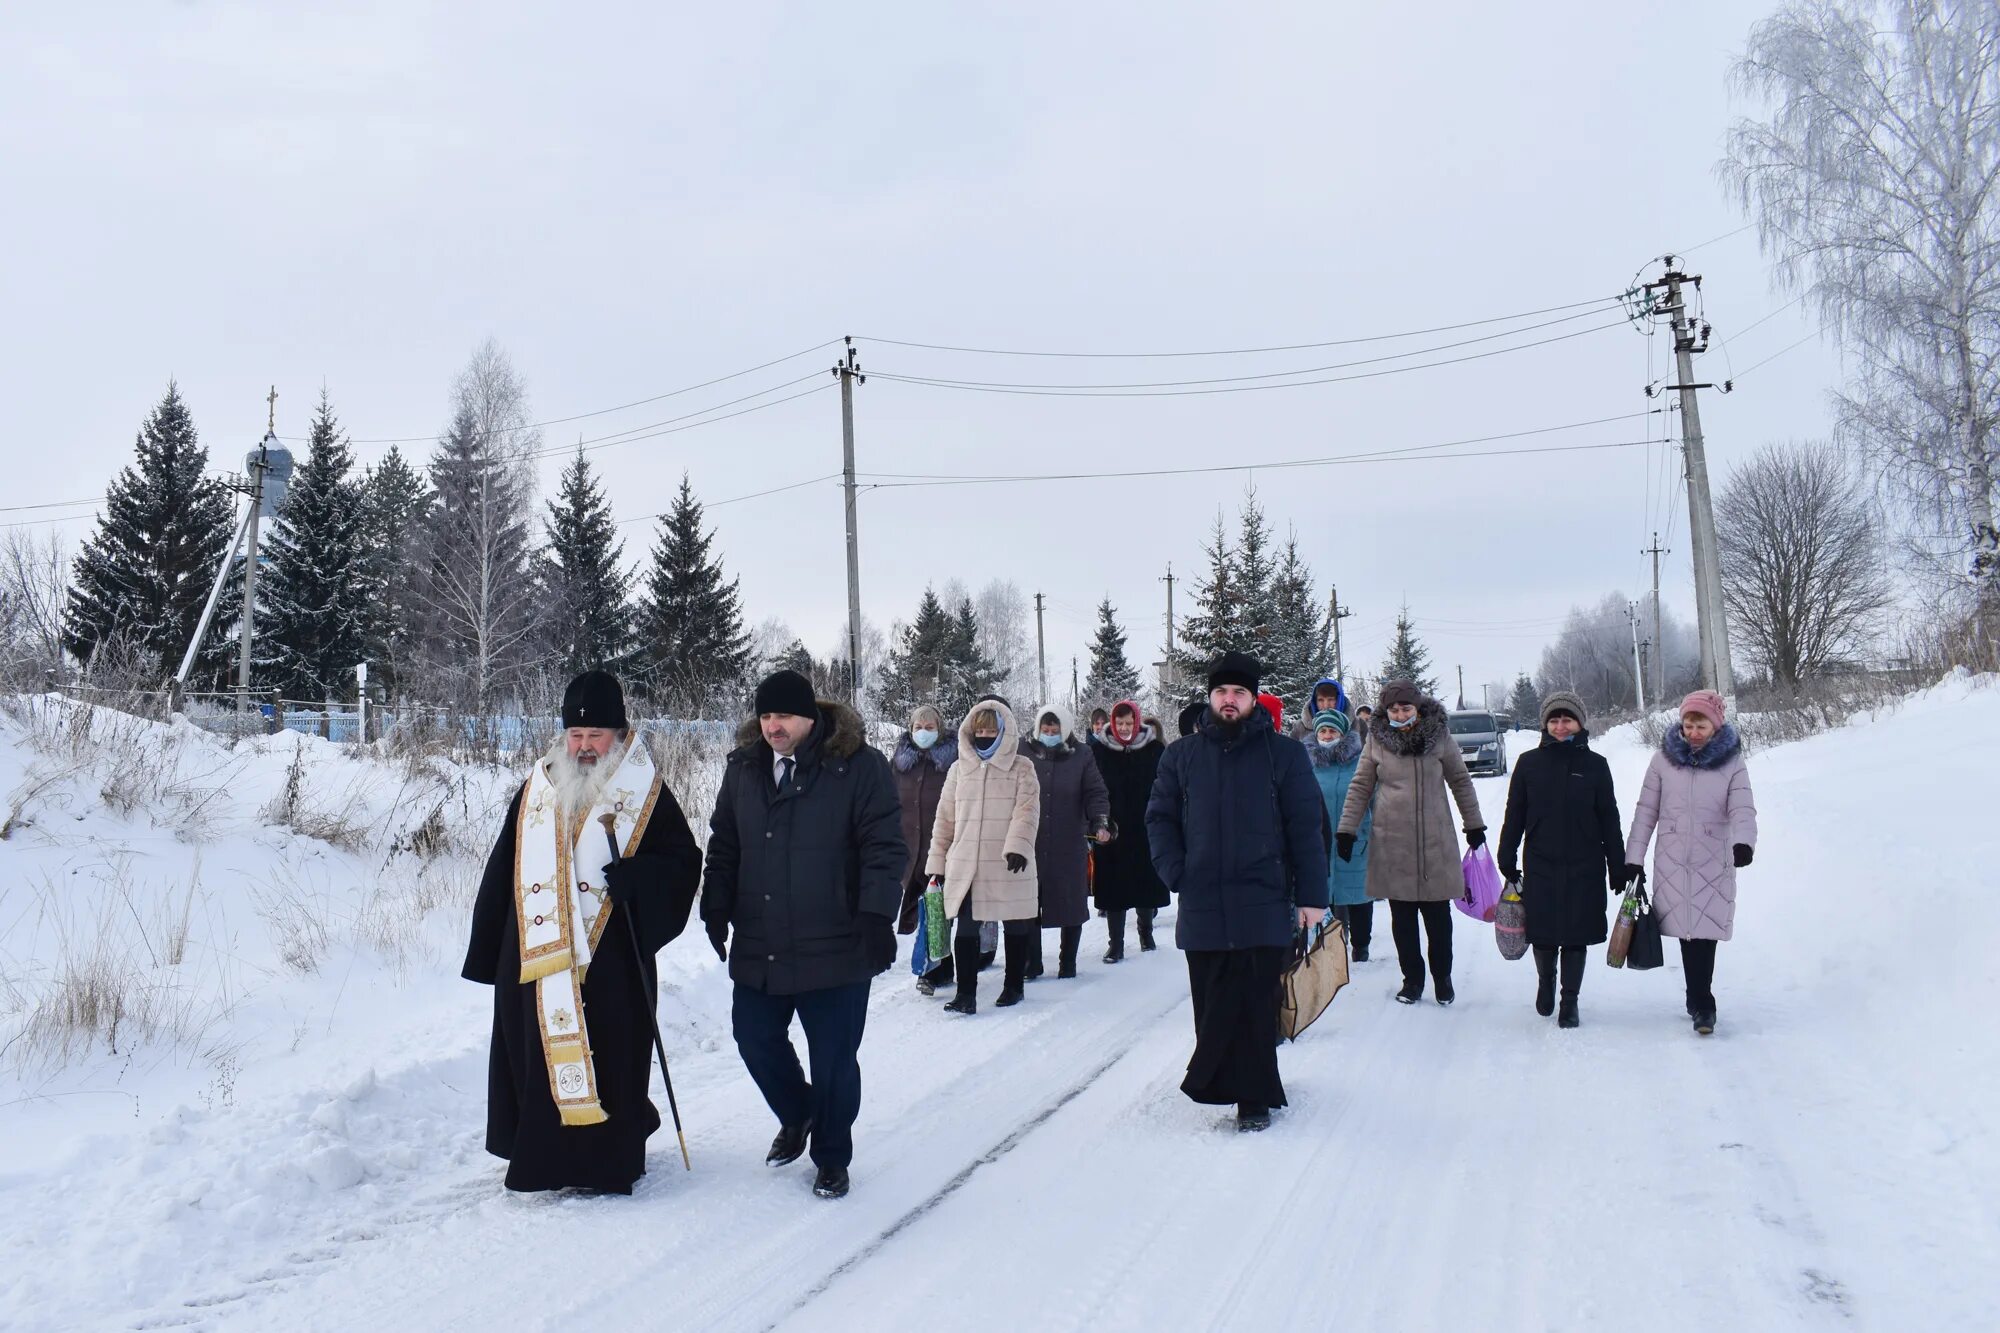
[1540,690,1587,726]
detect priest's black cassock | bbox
[462,781,701,1193]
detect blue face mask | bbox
[1388,715,1415,730]
[1038,732,1065,748]
[912,728,939,749]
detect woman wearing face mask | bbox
[1496,691,1627,1028]
[1336,679,1487,1006]
[1308,709,1374,961]
[1023,703,1112,980]
[926,701,1042,1013]
[1624,690,1758,1036]
[1090,699,1170,962]
[892,704,959,994]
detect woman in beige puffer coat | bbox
[926,700,1041,1014]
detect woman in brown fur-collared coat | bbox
[925,700,1041,1014]
[1337,682,1486,1007]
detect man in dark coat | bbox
[1023,702,1111,979]
[891,703,957,993]
[462,671,702,1194]
[1092,699,1170,962]
[1496,690,1627,1028]
[1147,652,1330,1132]
[700,669,905,1200]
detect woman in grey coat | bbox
[1337,680,1486,1006]
[1024,702,1111,979]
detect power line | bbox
[280,338,843,445]
[618,472,843,527]
[855,295,1622,359]
[1723,328,1823,387]
[867,316,1628,397]
[521,375,833,460]
[856,409,1661,485]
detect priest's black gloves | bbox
[1464,827,1486,850]
[1335,833,1355,863]
[862,912,897,973]
[1005,852,1028,873]
[601,854,666,906]
[705,918,729,962]
[1733,843,1754,868]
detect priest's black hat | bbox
[562,670,628,730]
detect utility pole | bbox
[1643,531,1669,702]
[1456,664,1465,710]
[1642,262,1735,702]
[1328,585,1353,682]
[1628,602,1648,714]
[833,338,866,704]
[237,387,277,715]
[1160,564,1177,695]
[1034,592,1048,704]
[1070,656,1079,712]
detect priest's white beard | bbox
[548,735,627,820]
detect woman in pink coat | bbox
[1623,690,1758,1036]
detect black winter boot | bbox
[1137,910,1157,952]
[944,928,979,1013]
[1057,925,1080,979]
[1534,946,1558,1018]
[996,936,1028,1006]
[1557,948,1585,1028]
[1024,932,1045,982]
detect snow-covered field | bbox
[2,678,1995,1330]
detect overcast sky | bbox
[0,0,1839,706]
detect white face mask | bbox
[912,728,939,749]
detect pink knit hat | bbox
[1679,690,1725,728]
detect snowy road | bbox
[7,692,1998,1330]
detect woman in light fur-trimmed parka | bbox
[926,700,1041,1014]
[1623,689,1758,1036]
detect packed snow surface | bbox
[2,677,1995,1329]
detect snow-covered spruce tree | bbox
[1724,0,2000,657]
[878,588,961,721]
[948,597,998,714]
[1232,487,1279,660]
[359,446,428,699]
[540,448,634,678]
[1174,511,1238,682]
[1508,672,1541,725]
[1081,597,1143,710]
[639,473,750,714]
[1264,533,1331,703]
[1378,605,1439,695]
[64,383,240,688]
[417,401,539,711]
[259,391,373,703]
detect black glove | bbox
[1335,832,1355,863]
[1499,861,1519,883]
[1733,843,1754,868]
[861,912,896,973]
[601,854,663,906]
[1623,863,1646,887]
[1005,852,1028,874]
[1464,827,1486,850]
[705,918,729,962]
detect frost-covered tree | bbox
[879,588,994,721]
[1081,597,1143,708]
[540,448,634,677]
[1264,534,1331,702]
[1378,606,1439,695]
[1233,488,1279,658]
[260,391,372,701]
[640,473,751,713]
[1508,672,1542,725]
[1175,512,1239,680]
[64,383,240,686]
[1724,0,2000,651]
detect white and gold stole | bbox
[513,739,662,1126]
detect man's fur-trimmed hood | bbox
[734,699,866,762]
[1371,697,1449,757]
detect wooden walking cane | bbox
[600,813,692,1171]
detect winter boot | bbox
[1557,948,1585,1029]
[1057,925,1080,979]
[915,975,936,996]
[1236,1103,1272,1132]
[1024,932,1045,982]
[1434,977,1456,1007]
[1104,911,1125,964]
[996,937,1028,1006]
[1137,911,1157,952]
[944,930,979,1013]
[1534,946,1558,1018]
[812,1166,850,1199]
[1395,978,1424,1005]
[1693,1008,1717,1036]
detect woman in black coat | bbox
[1496,690,1627,1029]
[1089,699,1170,962]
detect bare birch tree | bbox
[1723,1,2000,661]
[0,531,71,687]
